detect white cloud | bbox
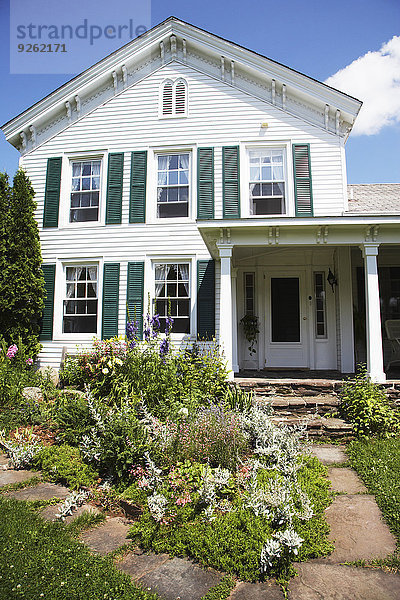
[325,36,400,136]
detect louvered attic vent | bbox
[161,79,187,117]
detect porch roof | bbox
[197,216,400,258]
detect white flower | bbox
[102,368,109,375]
[260,539,281,571]
[178,407,189,417]
[147,493,168,522]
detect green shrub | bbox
[339,366,399,437]
[53,392,92,445]
[0,496,160,600]
[0,338,38,409]
[0,170,45,358]
[34,445,99,489]
[60,335,228,419]
[165,404,249,469]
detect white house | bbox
[2,17,399,382]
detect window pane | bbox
[82,162,92,176]
[72,163,81,177]
[169,155,178,169]
[158,202,188,218]
[167,187,178,202]
[169,170,178,185]
[261,166,272,180]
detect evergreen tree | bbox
[0,169,44,357]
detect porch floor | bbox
[235,367,400,384]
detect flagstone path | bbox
[1,446,400,599]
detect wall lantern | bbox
[327,268,338,292]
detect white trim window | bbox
[249,149,286,215]
[160,79,187,117]
[63,265,98,333]
[154,263,190,334]
[157,153,190,218]
[70,159,102,223]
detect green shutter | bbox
[43,158,62,228]
[293,144,314,216]
[40,264,56,340]
[102,263,120,339]
[129,151,147,223]
[222,146,240,219]
[197,260,215,340]
[106,153,124,224]
[197,147,214,219]
[126,262,144,340]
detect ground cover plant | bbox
[348,437,400,543]
[0,315,334,584]
[0,496,160,600]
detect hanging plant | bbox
[240,314,260,356]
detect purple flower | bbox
[165,316,174,335]
[159,337,170,358]
[126,320,139,348]
[151,314,160,332]
[6,344,18,359]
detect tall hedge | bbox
[0,170,44,357]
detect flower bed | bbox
[0,318,333,582]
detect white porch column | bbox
[218,244,234,380]
[361,243,386,382]
[337,247,355,373]
[232,268,239,373]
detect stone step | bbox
[271,415,353,438]
[267,395,338,414]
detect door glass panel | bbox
[271,278,300,342]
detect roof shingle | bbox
[347,184,400,214]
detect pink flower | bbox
[26,358,33,366]
[6,344,18,359]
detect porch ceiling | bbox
[197,218,400,259]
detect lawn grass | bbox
[347,436,400,572]
[0,497,160,600]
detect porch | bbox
[198,218,400,382]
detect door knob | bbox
[303,317,307,320]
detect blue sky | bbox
[1,0,399,183]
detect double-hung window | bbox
[70,160,101,222]
[63,266,98,333]
[154,263,190,333]
[249,149,286,215]
[157,153,189,218]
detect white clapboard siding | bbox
[21,62,346,367]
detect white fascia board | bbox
[197,215,400,229]
[170,22,362,119]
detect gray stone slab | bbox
[0,469,38,487]
[80,517,132,554]
[310,444,347,465]
[138,557,223,600]
[328,467,367,494]
[288,563,400,600]
[118,550,170,580]
[230,580,284,599]
[40,502,101,523]
[7,482,69,501]
[324,495,396,562]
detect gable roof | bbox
[2,16,362,154]
[347,184,400,215]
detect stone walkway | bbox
[1,447,400,599]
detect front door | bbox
[265,271,309,368]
